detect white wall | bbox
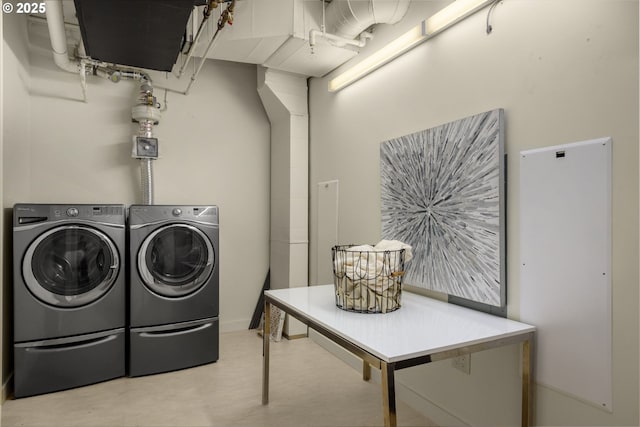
[309,0,639,425]
[2,11,32,401]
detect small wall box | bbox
[133,136,159,159]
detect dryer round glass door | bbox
[138,224,214,298]
[23,225,120,307]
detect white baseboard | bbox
[309,330,468,427]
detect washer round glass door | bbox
[23,225,120,307]
[138,224,214,298]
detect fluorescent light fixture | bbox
[328,23,426,92]
[328,0,496,92]
[425,0,496,36]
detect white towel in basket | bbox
[336,240,412,292]
[343,244,381,281]
[373,240,413,263]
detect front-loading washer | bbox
[13,204,126,397]
[128,205,219,377]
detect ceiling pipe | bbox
[309,28,373,49]
[44,0,80,73]
[184,0,235,95]
[177,0,220,78]
[44,0,150,104]
[156,0,235,96]
[94,67,152,84]
[325,0,411,40]
[45,1,151,83]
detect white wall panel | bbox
[316,180,338,284]
[520,138,612,410]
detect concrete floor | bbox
[0,330,435,426]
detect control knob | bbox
[66,207,79,217]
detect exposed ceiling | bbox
[32,0,410,79]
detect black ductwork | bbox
[74,0,208,72]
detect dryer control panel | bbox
[129,205,219,226]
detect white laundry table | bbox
[262,285,535,427]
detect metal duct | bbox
[325,0,411,40]
[140,159,154,205]
[138,111,155,204]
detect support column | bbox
[257,67,308,338]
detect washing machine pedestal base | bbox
[128,317,219,377]
[13,328,125,398]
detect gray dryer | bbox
[128,205,219,376]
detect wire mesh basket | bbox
[332,244,406,313]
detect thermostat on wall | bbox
[132,136,159,159]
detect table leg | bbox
[381,361,397,427]
[522,337,533,427]
[262,300,271,405]
[363,361,371,381]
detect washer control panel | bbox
[13,204,125,227]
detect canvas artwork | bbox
[380,109,505,307]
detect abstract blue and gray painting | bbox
[380,109,505,307]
